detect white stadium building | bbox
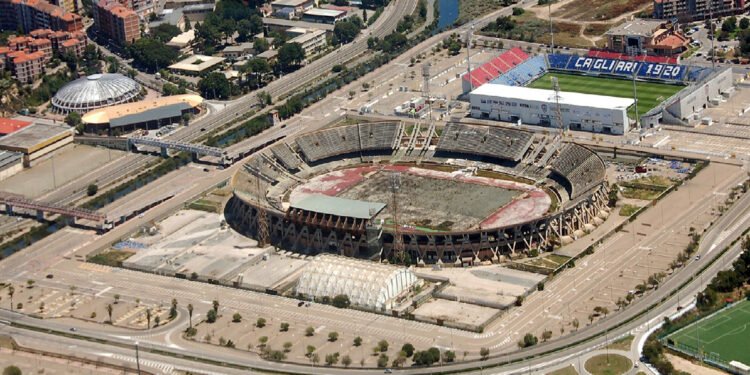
[295,255,419,311]
[469,84,633,135]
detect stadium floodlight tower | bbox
[465,24,475,91]
[422,62,432,121]
[390,172,406,265]
[550,77,566,137]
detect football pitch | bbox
[665,299,750,365]
[527,72,685,119]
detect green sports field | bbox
[665,299,750,365]
[527,72,685,119]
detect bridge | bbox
[0,193,110,230]
[128,136,227,163]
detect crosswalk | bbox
[110,353,174,374]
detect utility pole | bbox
[466,25,475,91]
[632,70,639,130]
[709,0,715,69]
[549,0,554,53]
[135,341,141,375]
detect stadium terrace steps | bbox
[270,142,304,170]
[546,53,715,83]
[436,122,534,162]
[462,47,532,88]
[492,55,547,87]
[296,122,401,162]
[551,144,606,198]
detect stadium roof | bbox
[471,84,635,110]
[292,194,385,219]
[0,123,73,154]
[110,102,192,128]
[82,94,203,125]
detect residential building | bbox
[653,0,747,20]
[10,50,46,83]
[29,38,52,61]
[222,42,254,60]
[605,18,689,57]
[94,0,141,46]
[0,0,83,33]
[166,29,195,53]
[288,28,326,57]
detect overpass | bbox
[0,193,110,230]
[128,136,227,163]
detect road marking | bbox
[95,286,113,297]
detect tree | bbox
[151,24,181,43]
[377,353,389,367]
[377,339,389,352]
[258,336,268,348]
[333,20,360,45]
[328,331,339,342]
[26,280,34,288]
[280,322,289,331]
[572,318,580,331]
[128,37,178,73]
[232,312,242,322]
[170,298,178,319]
[145,308,152,329]
[283,341,292,352]
[332,294,351,308]
[515,295,524,306]
[520,333,538,347]
[254,37,270,53]
[480,347,490,360]
[206,308,217,323]
[742,18,750,30]
[187,303,193,328]
[305,326,315,336]
[184,17,192,31]
[198,72,232,100]
[256,317,266,328]
[212,299,219,312]
[401,343,415,357]
[697,288,718,311]
[8,285,14,312]
[113,294,120,304]
[722,16,737,33]
[512,7,524,15]
[306,345,316,357]
[542,329,552,342]
[312,353,320,366]
[65,112,81,128]
[87,184,98,196]
[443,350,456,363]
[325,352,340,366]
[2,366,22,375]
[342,354,352,367]
[106,303,113,323]
[353,336,362,346]
[154,315,161,326]
[588,313,596,325]
[278,42,305,73]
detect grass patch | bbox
[88,250,135,267]
[607,335,634,351]
[527,72,684,120]
[457,0,507,25]
[619,204,640,217]
[551,0,650,21]
[188,198,221,213]
[665,299,750,365]
[545,254,571,266]
[584,354,632,375]
[547,365,578,375]
[620,187,662,200]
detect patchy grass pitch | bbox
[666,300,750,365]
[527,72,684,119]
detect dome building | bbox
[52,73,142,114]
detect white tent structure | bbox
[296,255,419,311]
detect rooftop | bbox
[291,194,385,219]
[261,17,335,31]
[289,28,326,44]
[0,123,73,153]
[303,8,346,17]
[167,29,195,47]
[606,19,665,37]
[82,94,203,125]
[168,54,225,72]
[223,42,254,53]
[0,118,32,135]
[472,84,635,110]
[271,0,312,7]
[0,151,22,170]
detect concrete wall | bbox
[666,67,733,123]
[469,92,630,135]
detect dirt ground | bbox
[665,353,728,375]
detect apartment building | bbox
[653,0,747,20]
[0,0,83,33]
[94,0,141,46]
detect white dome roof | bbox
[52,73,141,113]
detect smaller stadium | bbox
[463,48,733,133]
[664,299,750,372]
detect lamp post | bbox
[135,341,141,375]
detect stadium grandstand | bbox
[227,121,610,265]
[462,47,530,92]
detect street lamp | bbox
[135,341,141,375]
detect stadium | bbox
[226,121,610,265]
[463,48,734,133]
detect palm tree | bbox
[171,298,178,311]
[8,285,14,312]
[212,299,219,313]
[106,303,113,323]
[187,303,194,328]
[146,308,152,330]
